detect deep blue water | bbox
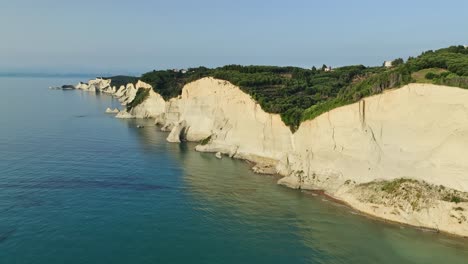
[1,77,468,264]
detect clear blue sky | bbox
[1,0,467,75]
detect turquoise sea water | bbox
[1,77,468,264]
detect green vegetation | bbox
[443,194,464,204]
[452,196,462,203]
[140,65,390,130]
[199,135,212,145]
[126,88,150,111]
[140,68,211,99]
[406,45,468,89]
[113,45,468,131]
[103,75,139,90]
[381,178,418,193]
[411,68,448,83]
[358,178,468,212]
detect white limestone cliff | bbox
[75,78,112,93]
[126,89,166,118]
[80,76,468,237]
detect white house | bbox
[384,61,393,68]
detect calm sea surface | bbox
[1,77,468,264]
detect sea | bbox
[1,77,468,264]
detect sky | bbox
[1,0,467,75]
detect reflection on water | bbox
[1,77,468,264]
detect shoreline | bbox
[171,134,468,239]
[69,77,468,238]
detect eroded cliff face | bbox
[284,84,468,192]
[280,84,468,236]
[79,77,468,236]
[166,78,294,166]
[284,84,468,193]
[76,78,114,93]
[125,89,166,119]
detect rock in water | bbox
[105,108,120,114]
[215,152,222,159]
[116,111,134,119]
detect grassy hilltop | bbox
[107,45,468,131]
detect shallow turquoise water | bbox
[1,77,468,264]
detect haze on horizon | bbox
[1,0,467,76]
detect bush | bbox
[451,195,462,204]
[103,75,139,90]
[199,135,212,145]
[380,178,417,193]
[127,88,150,110]
[425,72,438,80]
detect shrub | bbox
[451,195,462,204]
[425,72,438,80]
[381,178,417,193]
[127,88,150,110]
[199,135,212,145]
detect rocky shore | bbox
[71,77,468,237]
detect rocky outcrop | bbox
[105,108,120,114]
[75,78,113,93]
[78,76,468,237]
[167,120,188,143]
[126,89,166,118]
[76,78,158,118]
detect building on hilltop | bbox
[384,61,393,68]
[172,68,188,74]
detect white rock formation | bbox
[77,76,468,237]
[127,89,166,118]
[172,78,293,166]
[115,111,134,119]
[105,108,120,114]
[167,120,188,143]
[283,84,468,192]
[75,78,113,92]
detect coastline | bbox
[69,77,468,238]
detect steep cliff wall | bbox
[167,78,293,165]
[126,89,166,118]
[284,84,468,192]
[79,77,468,236]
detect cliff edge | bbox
[76,76,468,237]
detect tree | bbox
[425,72,438,80]
[393,58,404,66]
